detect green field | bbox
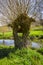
[0,30,43,39]
[0,32,13,39]
[0,46,43,65]
[30,26,43,36]
[30,30,43,36]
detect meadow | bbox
[0,26,43,65]
[0,28,43,39]
[0,45,43,65]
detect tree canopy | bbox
[0,0,43,26]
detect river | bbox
[0,39,41,48]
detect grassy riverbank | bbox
[0,45,43,65]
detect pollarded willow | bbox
[0,0,43,48]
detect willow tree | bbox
[0,0,43,48]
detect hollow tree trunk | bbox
[13,28,29,49]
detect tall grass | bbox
[0,46,43,65]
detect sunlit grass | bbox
[30,30,43,36]
[0,46,43,65]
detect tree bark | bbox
[12,14,34,49]
[13,28,30,49]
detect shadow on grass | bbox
[0,46,15,59]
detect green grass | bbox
[30,26,43,36]
[30,30,43,36]
[0,45,43,65]
[37,48,43,55]
[0,26,43,39]
[0,32,13,39]
[4,32,13,38]
[0,30,43,39]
